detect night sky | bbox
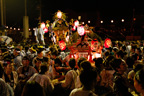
[3,0,144,28]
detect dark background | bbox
[3,0,144,28]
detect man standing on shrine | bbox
[34,23,45,45]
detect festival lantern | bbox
[41,22,45,29]
[43,27,48,33]
[91,39,98,50]
[57,11,62,18]
[59,40,66,51]
[104,38,112,48]
[74,20,79,27]
[77,26,85,36]
[72,26,76,31]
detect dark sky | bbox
[4,0,144,28]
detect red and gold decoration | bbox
[57,11,62,19]
[77,26,85,36]
[52,10,69,44]
[91,39,98,50]
[41,22,48,33]
[104,38,112,48]
[59,40,66,51]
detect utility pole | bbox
[39,0,42,23]
[1,0,4,26]
[23,0,29,39]
[25,0,27,16]
[3,0,6,25]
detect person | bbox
[50,50,66,80]
[0,78,14,96]
[16,44,25,58]
[34,58,42,72]
[32,47,44,67]
[28,64,54,96]
[28,46,37,60]
[13,48,22,70]
[112,47,119,57]
[128,64,144,96]
[34,23,45,45]
[116,50,124,59]
[93,57,104,74]
[61,58,78,92]
[110,58,132,96]
[21,81,45,96]
[75,57,87,88]
[100,55,115,89]
[0,36,13,45]
[17,56,37,82]
[2,60,18,89]
[134,68,144,96]
[0,62,4,78]
[70,68,98,96]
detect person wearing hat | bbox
[32,47,44,67]
[34,58,42,73]
[13,48,22,70]
[2,60,18,89]
[1,47,9,60]
[28,46,37,60]
[17,56,37,82]
[34,23,45,45]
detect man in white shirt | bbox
[34,23,45,45]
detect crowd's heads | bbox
[133,63,144,73]
[3,60,13,73]
[103,55,115,69]
[22,56,30,67]
[80,60,92,72]
[43,57,49,64]
[0,63,4,78]
[126,57,134,68]
[113,47,119,52]
[22,56,29,61]
[104,51,110,57]
[116,50,124,59]
[34,58,42,70]
[1,47,7,53]
[132,53,139,61]
[69,58,76,69]
[134,68,144,93]
[13,48,20,56]
[110,58,127,72]
[121,45,126,51]
[80,68,97,90]
[37,46,44,54]
[93,58,103,68]
[21,81,45,96]
[39,64,49,74]
[54,57,62,66]
[51,50,58,59]
[0,78,11,96]
[77,57,87,68]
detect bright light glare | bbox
[100,20,103,23]
[41,23,45,29]
[78,26,85,36]
[74,20,79,27]
[121,19,124,22]
[57,11,62,18]
[111,20,114,23]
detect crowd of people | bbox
[0,40,144,96]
